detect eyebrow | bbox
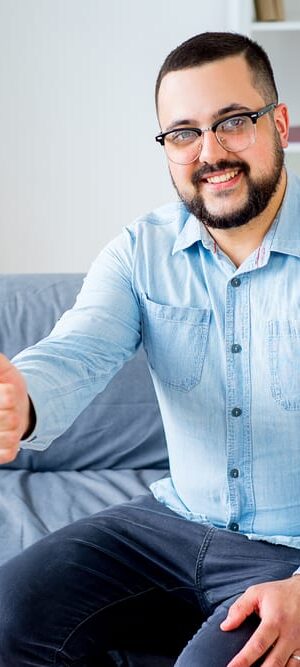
[164,103,253,132]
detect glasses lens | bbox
[216,115,255,152]
[164,129,202,164]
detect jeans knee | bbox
[0,557,46,665]
[0,579,22,663]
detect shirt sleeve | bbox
[13,226,142,450]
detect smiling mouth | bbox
[205,169,240,184]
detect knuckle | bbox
[0,432,18,448]
[270,656,285,667]
[246,584,255,593]
[0,412,15,431]
[246,583,260,597]
[271,612,285,629]
[8,413,19,430]
[234,658,248,667]
[290,626,300,642]
[253,636,269,655]
[7,434,17,448]
[0,446,19,463]
[0,384,15,408]
[264,619,278,632]
[232,600,245,613]
[0,409,20,432]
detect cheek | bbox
[249,134,279,170]
[169,163,195,188]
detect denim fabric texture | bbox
[13,170,300,551]
[0,494,299,666]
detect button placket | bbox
[231,343,242,354]
[225,273,248,532]
[231,277,241,288]
[229,522,239,532]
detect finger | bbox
[0,384,16,409]
[0,353,14,379]
[0,408,19,431]
[226,622,278,667]
[0,443,20,463]
[0,429,20,449]
[221,590,258,631]
[263,643,300,667]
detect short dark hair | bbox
[155,32,278,111]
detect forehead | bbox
[157,56,265,128]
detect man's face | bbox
[157,56,289,229]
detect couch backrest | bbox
[0,274,168,471]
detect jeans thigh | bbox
[199,528,300,613]
[176,529,300,667]
[0,493,207,666]
[175,597,265,667]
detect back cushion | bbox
[0,274,168,471]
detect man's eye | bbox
[220,116,247,132]
[167,129,199,144]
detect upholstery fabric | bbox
[0,273,173,665]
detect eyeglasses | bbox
[155,103,276,165]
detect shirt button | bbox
[231,277,241,287]
[231,343,242,353]
[229,522,239,532]
[230,468,239,478]
[231,407,242,417]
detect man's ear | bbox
[274,103,289,148]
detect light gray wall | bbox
[0,0,231,272]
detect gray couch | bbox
[0,273,178,666]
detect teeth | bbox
[206,170,239,184]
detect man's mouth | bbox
[205,169,240,184]
[191,161,247,189]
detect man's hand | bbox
[0,353,31,463]
[221,576,300,666]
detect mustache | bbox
[191,160,249,186]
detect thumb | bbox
[220,590,258,631]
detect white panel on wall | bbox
[0,0,230,272]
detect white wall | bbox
[0,0,231,273]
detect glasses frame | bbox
[155,103,277,162]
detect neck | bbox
[206,169,287,268]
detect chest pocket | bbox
[268,320,300,410]
[141,293,210,392]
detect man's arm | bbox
[0,354,32,463]
[221,576,300,666]
[10,229,141,452]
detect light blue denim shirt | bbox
[14,169,300,552]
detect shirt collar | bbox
[269,170,300,258]
[172,213,212,255]
[172,170,300,259]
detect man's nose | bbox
[198,129,228,164]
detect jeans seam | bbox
[195,525,216,616]
[53,585,157,665]
[219,553,300,565]
[53,582,198,665]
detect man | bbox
[0,31,300,667]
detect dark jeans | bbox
[0,493,299,667]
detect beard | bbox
[171,133,285,230]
